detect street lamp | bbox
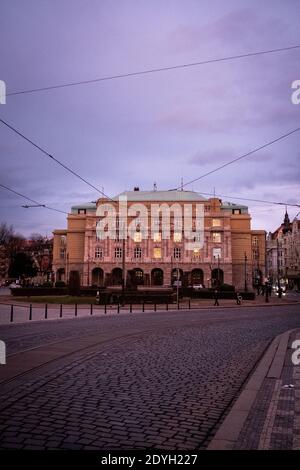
[244,252,248,292]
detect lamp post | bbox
[244,252,248,292]
[176,267,181,305]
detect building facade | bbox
[267,211,300,289]
[53,189,266,290]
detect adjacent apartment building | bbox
[53,189,266,290]
[267,211,300,289]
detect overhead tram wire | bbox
[192,191,300,208]
[174,126,300,191]
[0,118,114,202]
[0,183,68,215]
[6,45,300,97]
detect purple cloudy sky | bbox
[0,0,299,237]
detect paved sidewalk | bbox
[209,328,300,450]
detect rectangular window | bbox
[95,247,103,259]
[213,248,221,259]
[153,232,161,242]
[174,232,182,243]
[60,248,65,260]
[134,247,142,259]
[114,247,122,259]
[173,247,181,259]
[153,248,161,259]
[232,209,241,215]
[212,232,221,243]
[193,248,200,258]
[212,219,221,227]
[134,232,142,243]
[78,209,86,214]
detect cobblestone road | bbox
[0,305,300,450]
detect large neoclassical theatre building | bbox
[53,189,266,290]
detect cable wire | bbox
[175,126,300,190]
[0,118,113,201]
[0,183,68,214]
[6,45,300,97]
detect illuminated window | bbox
[95,247,103,259]
[114,247,122,259]
[193,248,200,258]
[212,232,221,243]
[134,247,142,259]
[174,232,182,242]
[153,248,161,259]
[212,219,221,227]
[153,232,161,242]
[173,247,181,259]
[134,232,142,242]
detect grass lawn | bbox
[15,296,97,304]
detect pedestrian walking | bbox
[213,289,219,306]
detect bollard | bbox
[60,304,63,318]
[154,303,156,312]
[177,300,179,310]
[10,304,13,323]
[130,304,132,313]
[90,304,93,316]
[188,299,191,309]
[45,303,48,319]
[29,304,32,320]
[75,303,78,317]
[117,303,120,314]
[104,301,107,314]
[142,302,145,313]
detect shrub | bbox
[55,281,66,287]
[219,283,235,292]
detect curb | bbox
[207,328,297,450]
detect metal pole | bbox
[60,304,62,318]
[10,304,13,323]
[277,238,281,290]
[29,304,32,321]
[122,237,126,298]
[45,303,48,319]
[176,268,179,306]
[244,252,248,292]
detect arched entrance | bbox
[92,267,104,286]
[56,268,65,282]
[171,268,183,285]
[111,267,123,285]
[132,268,144,285]
[211,268,224,287]
[151,268,164,286]
[191,268,204,286]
